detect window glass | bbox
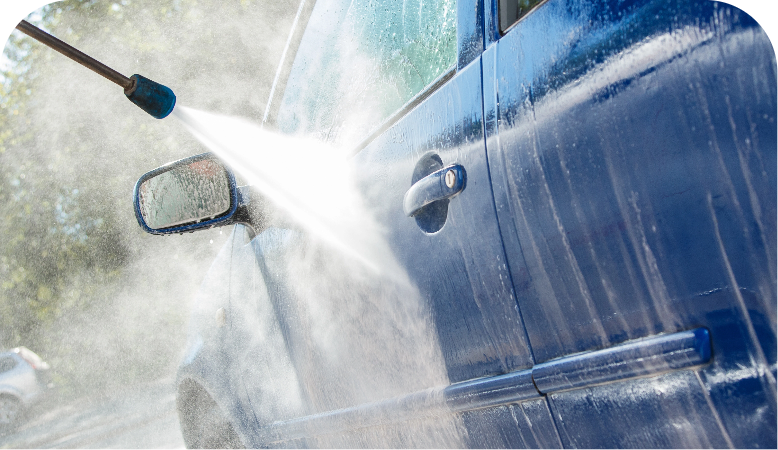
[138,159,231,230]
[0,356,18,374]
[500,0,544,33]
[277,0,457,148]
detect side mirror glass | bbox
[133,153,238,234]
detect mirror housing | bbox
[133,153,265,236]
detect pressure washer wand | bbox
[15,20,176,119]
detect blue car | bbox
[134,0,776,447]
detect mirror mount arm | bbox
[229,186,268,239]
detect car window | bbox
[499,0,544,33]
[0,356,18,374]
[276,0,457,149]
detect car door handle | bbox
[403,164,466,217]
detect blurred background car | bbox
[0,347,51,431]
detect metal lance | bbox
[15,20,176,119]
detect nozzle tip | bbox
[125,74,176,119]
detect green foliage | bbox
[0,0,299,397]
[1,2,130,349]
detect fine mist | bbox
[1,0,301,401]
[174,105,466,447]
[2,0,468,446]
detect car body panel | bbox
[351,58,534,382]
[483,0,776,446]
[173,0,776,447]
[224,55,540,447]
[457,0,484,69]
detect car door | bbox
[484,0,776,447]
[226,0,564,447]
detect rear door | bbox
[484,0,776,447]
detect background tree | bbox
[1,0,299,397]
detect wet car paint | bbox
[353,58,534,383]
[175,0,776,447]
[484,0,775,446]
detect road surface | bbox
[0,378,185,448]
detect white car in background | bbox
[0,347,51,431]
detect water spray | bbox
[15,20,176,119]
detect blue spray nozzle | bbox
[124,74,176,119]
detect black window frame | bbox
[499,0,548,35]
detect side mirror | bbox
[134,153,261,235]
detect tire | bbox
[177,380,243,449]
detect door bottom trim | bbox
[257,328,711,444]
[532,327,711,394]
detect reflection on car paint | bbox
[140,0,777,447]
